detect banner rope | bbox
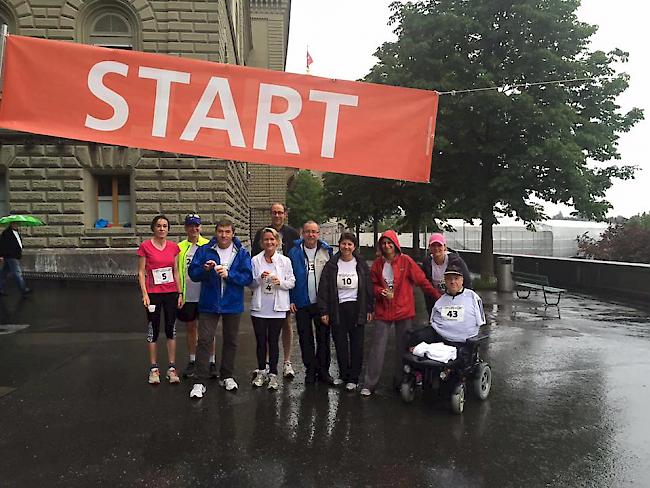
[436,76,599,96]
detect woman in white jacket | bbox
[250,227,296,390]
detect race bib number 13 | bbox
[152,266,174,285]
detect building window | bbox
[79,2,139,50]
[96,175,131,227]
[89,12,133,49]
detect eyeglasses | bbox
[271,211,285,215]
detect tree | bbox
[322,173,398,241]
[286,170,326,228]
[366,0,643,278]
[577,213,650,263]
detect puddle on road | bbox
[0,324,31,335]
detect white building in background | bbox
[358,218,608,258]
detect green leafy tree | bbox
[366,0,643,278]
[286,170,326,228]
[322,173,398,241]
[578,213,650,263]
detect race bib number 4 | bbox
[442,305,464,321]
[263,280,275,294]
[152,266,174,285]
[338,273,358,290]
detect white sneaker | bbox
[332,378,344,386]
[220,377,238,391]
[283,361,295,378]
[345,382,357,391]
[252,370,266,387]
[189,384,206,398]
[267,373,279,390]
[360,388,372,397]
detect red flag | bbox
[306,50,313,69]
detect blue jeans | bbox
[0,258,28,292]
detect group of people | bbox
[136,202,483,399]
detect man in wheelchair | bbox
[403,263,491,413]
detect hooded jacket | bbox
[177,235,210,302]
[317,251,374,326]
[288,238,333,309]
[371,230,441,321]
[188,236,253,314]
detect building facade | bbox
[0,0,291,260]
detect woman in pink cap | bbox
[421,233,472,317]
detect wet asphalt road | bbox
[1,281,650,487]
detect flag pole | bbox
[0,24,8,99]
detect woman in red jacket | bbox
[359,230,441,397]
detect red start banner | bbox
[0,35,438,182]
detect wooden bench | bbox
[512,271,566,306]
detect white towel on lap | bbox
[412,342,457,362]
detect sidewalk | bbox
[1,281,650,487]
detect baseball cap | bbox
[444,263,464,276]
[428,233,446,246]
[184,214,201,226]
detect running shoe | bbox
[360,388,372,397]
[182,361,196,379]
[345,382,357,391]
[267,374,279,390]
[251,370,266,387]
[283,361,295,378]
[189,384,206,399]
[167,367,181,384]
[332,378,344,386]
[219,378,238,391]
[209,362,218,379]
[148,367,160,385]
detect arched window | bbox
[78,2,139,50]
[89,12,133,49]
[0,2,17,33]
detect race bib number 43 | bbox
[442,305,464,321]
[152,266,174,285]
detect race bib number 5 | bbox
[442,305,464,321]
[152,266,174,285]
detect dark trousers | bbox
[196,313,241,383]
[252,316,284,375]
[296,303,331,377]
[331,301,365,384]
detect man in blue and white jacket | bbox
[288,221,334,384]
[187,219,253,398]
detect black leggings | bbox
[146,292,178,343]
[252,316,284,374]
[332,301,365,383]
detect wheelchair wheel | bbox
[450,383,465,414]
[473,362,492,400]
[400,376,416,403]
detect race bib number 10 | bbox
[152,266,174,285]
[338,273,358,290]
[441,305,464,321]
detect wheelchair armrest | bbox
[465,334,489,344]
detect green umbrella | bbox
[0,215,45,226]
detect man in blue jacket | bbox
[288,221,333,384]
[187,219,253,398]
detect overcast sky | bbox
[285,0,649,219]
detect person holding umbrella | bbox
[0,215,40,295]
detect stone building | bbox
[0,0,292,272]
